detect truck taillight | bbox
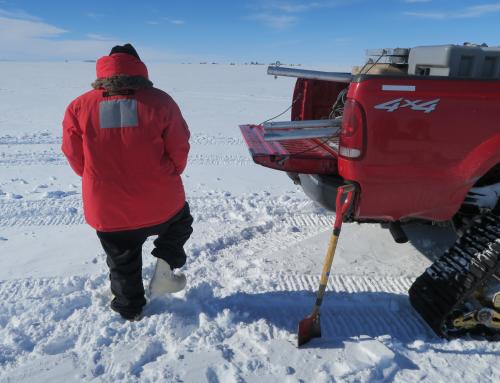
[339,99,365,159]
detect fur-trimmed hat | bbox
[109,43,140,60]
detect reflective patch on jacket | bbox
[99,99,138,128]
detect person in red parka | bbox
[62,44,193,320]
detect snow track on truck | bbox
[410,212,500,338]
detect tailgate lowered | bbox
[239,124,338,174]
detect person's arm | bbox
[61,103,84,177]
[163,98,190,174]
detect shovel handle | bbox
[334,185,355,232]
[314,184,356,310]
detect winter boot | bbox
[149,258,187,297]
[119,311,143,322]
[110,297,144,321]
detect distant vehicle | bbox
[240,44,500,339]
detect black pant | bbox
[96,203,193,316]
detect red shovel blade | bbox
[298,312,322,347]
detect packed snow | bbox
[0,62,498,382]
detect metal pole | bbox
[264,119,342,131]
[268,66,352,83]
[264,127,340,142]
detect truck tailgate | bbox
[239,124,338,174]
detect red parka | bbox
[62,53,190,232]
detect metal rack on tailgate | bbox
[239,122,340,175]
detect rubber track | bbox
[409,211,500,339]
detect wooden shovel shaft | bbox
[320,231,340,286]
[312,230,340,313]
[310,184,355,316]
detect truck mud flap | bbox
[298,174,345,212]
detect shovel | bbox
[298,184,355,347]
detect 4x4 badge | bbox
[375,98,440,113]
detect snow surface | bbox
[0,62,498,382]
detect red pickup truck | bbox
[240,45,500,339]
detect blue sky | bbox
[1,1,500,66]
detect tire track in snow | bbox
[269,273,413,294]
[0,152,252,166]
[0,195,328,228]
[0,132,249,167]
[0,198,84,227]
[187,210,332,261]
[0,133,58,145]
[214,293,428,342]
[190,273,427,343]
[0,133,243,146]
[189,154,252,166]
[0,151,66,166]
[0,274,413,304]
